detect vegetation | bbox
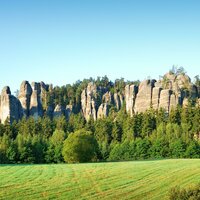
[62,129,99,163]
[0,159,200,200]
[0,70,199,164]
[0,102,200,164]
[169,183,200,200]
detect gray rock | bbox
[134,80,154,113]
[170,94,177,111]
[114,93,124,110]
[81,82,98,121]
[97,103,109,119]
[29,82,43,119]
[0,86,23,124]
[125,85,138,116]
[152,87,162,110]
[53,104,65,118]
[159,89,172,112]
[102,91,113,104]
[18,81,32,117]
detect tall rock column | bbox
[0,86,23,124]
[114,93,124,110]
[81,82,98,121]
[30,82,43,120]
[152,86,162,110]
[159,89,172,112]
[18,81,32,117]
[125,85,138,116]
[134,80,155,113]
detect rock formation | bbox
[53,104,65,118]
[134,80,155,113]
[114,93,123,110]
[159,89,172,112]
[0,70,199,124]
[152,86,162,110]
[18,81,32,117]
[97,103,109,119]
[29,82,43,119]
[125,85,138,116]
[81,82,98,121]
[0,86,23,124]
[102,92,113,104]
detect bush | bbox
[169,184,200,200]
[62,129,99,163]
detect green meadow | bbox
[0,159,200,200]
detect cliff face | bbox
[0,86,23,124]
[18,81,32,117]
[0,72,199,124]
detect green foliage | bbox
[0,100,200,164]
[45,129,66,163]
[62,129,99,163]
[169,183,200,200]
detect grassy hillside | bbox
[0,159,200,200]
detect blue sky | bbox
[0,0,200,93]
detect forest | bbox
[0,68,200,164]
[0,101,199,164]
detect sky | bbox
[0,0,200,93]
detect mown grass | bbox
[0,159,200,200]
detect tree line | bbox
[0,100,199,164]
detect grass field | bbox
[0,159,200,200]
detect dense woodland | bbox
[0,68,200,164]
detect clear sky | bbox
[0,0,200,93]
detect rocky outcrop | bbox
[102,91,112,104]
[40,81,49,109]
[0,71,199,124]
[97,91,113,119]
[170,94,177,111]
[53,104,65,118]
[114,93,123,110]
[18,81,32,117]
[134,80,155,113]
[0,86,23,124]
[30,82,43,119]
[97,103,109,119]
[81,82,98,121]
[125,85,138,116]
[152,87,162,110]
[159,89,172,112]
